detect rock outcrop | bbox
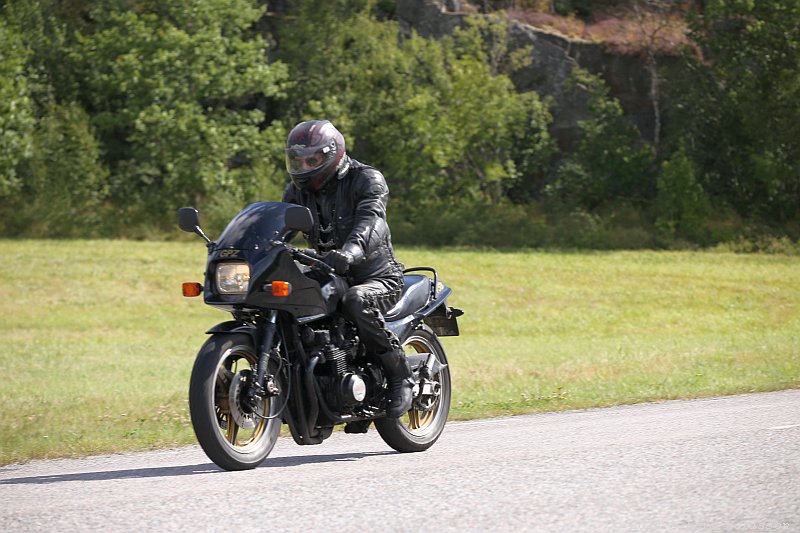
[396,0,678,149]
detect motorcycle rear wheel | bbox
[375,325,451,452]
[189,333,281,471]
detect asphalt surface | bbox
[1,390,798,532]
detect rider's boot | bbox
[376,346,415,418]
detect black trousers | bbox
[340,276,404,354]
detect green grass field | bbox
[1,240,798,464]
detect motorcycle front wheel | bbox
[189,333,281,471]
[375,325,451,452]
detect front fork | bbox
[246,310,280,407]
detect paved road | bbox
[1,390,798,532]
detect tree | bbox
[632,0,685,149]
[1,5,108,236]
[549,68,655,210]
[274,1,554,210]
[1,0,291,235]
[10,102,109,237]
[656,145,710,241]
[0,18,35,198]
[683,0,800,223]
[69,0,290,229]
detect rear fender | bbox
[387,286,463,342]
[414,277,462,336]
[403,268,463,337]
[421,301,463,337]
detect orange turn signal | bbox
[182,282,203,297]
[270,281,292,297]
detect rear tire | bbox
[189,333,281,471]
[375,326,451,452]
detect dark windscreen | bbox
[215,202,294,250]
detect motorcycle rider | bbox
[282,119,414,418]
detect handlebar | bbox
[273,241,334,274]
[296,249,335,273]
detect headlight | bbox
[216,262,250,294]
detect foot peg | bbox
[344,420,372,434]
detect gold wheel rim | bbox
[215,349,269,450]
[402,337,441,433]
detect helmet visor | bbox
[285,144,333,175]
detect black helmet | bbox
[285,120,346,192]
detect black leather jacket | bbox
[282,157,404,285]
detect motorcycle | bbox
[178,202,462,471]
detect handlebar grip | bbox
[294,249,334,273]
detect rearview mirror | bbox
[285,205,314,233]
[178,207,201,233]
[178,207,212,245]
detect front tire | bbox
[189,333,281,471]
[375,325,451,452]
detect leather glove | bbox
[324,249,354,275]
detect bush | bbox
[547,68,656,210]
[68,1,289,231]
[391,198,656,250]
[679,0,800,225]
[391,199,543,248]
[0,19,35,198]
[713,236,800,256]
[655,146,710,242]
[15,103,108,237]
[275,4,554,209]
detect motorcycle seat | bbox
[384,274,431,321]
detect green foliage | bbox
[0,0,289,237]
[1,0,77,102]
[548,68,655,209]
[392,200,550,247]
[4,102,109,237]
[1,5,110,236]
[275,2,554,211]
[679,0,800,224]
[1,0,797,246]
[0,19,35,197]
[391,199,656,249]
[655,145,710,242]
[69,1,290,231]
[713,235,800,256]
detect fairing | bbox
[204,202,343,317]
[202,202,459,339]
[215,202,298,251]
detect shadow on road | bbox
[262,450,395,468]
[0,463,221,485]
[0,450,395,485]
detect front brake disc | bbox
[228,370,262,430]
